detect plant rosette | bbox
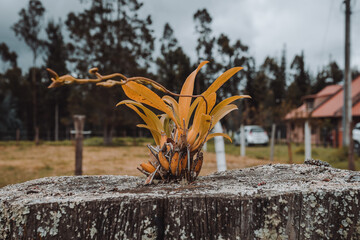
[47,61,250,184]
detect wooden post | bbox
[349,122,355,170]
[270,123,276,161]
[35,127,39,145]
[74,115,85,176]
[304,120,311,161]
[16,129,20,145]
[240,124,245,157]
[287,123,293,164]
[55,102,59,141]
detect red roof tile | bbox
[316,84,342,97]
[285,103,308,120]
[312,76,360,117]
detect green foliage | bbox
[287,52,311,107]
[12,0,45,63]
[156,23,191,93]
[65,0,155,145]
[328,147,349,162]
[0,43,17,68]
[0,2,356,145]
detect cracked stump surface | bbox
[1,164,360,239]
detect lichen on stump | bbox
[2,164,360,239]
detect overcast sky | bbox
[1,0,359,76]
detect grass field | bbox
[0,137,358,187]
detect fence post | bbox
[304,120,311,161]
[240,124,245,157]
[270,123,276,161]
[74,115,85,176]
[214,122,226,172]
[16,129,20,145]
[287,124,293,164]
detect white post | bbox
[304,120,311,161]
[214,122,226,171]
[270,123,276,161]
[202,142,207,152]
[240,124,245,156]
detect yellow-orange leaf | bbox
[136,124,161,144]
[211,104,238,130]
[117,100,163,133]
[140,162,156,173]
[191,114,212,151]
[203,67,243,97]
[206,133,232,143]
[122,81,179,128]
[170,152,180,176]
[210,95,250,116]
[162,95,180,124]
[178,61,208,127]
[117,100,163,145]
[158,151,169,171]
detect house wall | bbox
[287,120,336,146]
[287,121,304,144]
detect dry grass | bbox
[0,144,271,187]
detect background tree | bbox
[65,0,155,144]
[0,43,23,139]
[193,9,218,94]
[0,43,18,70]
[12,0,45,144]
[312,60,343,94]
[156,23,191,93]
[44,20,70,141]
[216,33,249,99]
[287,51,311,107]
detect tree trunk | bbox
[103,122,114,146]
[32,67,39,145]
[1,164,360,239]
[55,102,59,141]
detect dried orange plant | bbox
[47,61,250,184]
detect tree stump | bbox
[1,164,360,239]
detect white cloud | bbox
[1,0,359,74]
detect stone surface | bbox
[1,164,360,239]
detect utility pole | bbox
[343,0,352,147]
[343,0,355,170]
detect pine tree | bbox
[156,23,191,93]
[44,20,70,140]
[65,0,155,144]
[193,9,218,94]
[12,0,45,144]
[287,51,310,107]
[216,33,248,99]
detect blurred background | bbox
[1,0,360,187]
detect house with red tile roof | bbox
[284,75,360,147]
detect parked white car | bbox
[353,122,360,156]
[233,125,269,146]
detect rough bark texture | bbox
[1,164,360,239]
